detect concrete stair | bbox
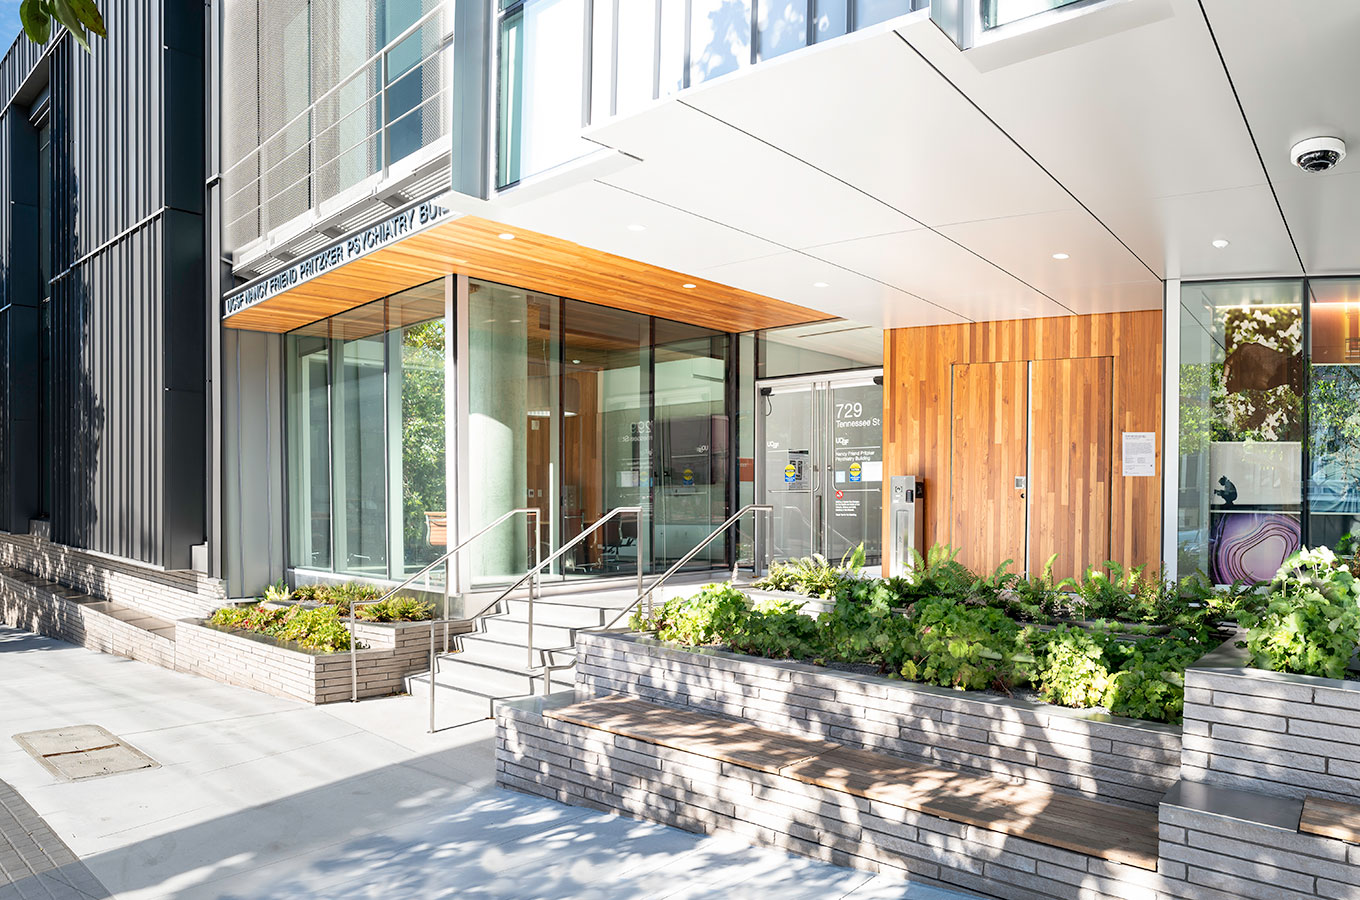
[410,575,726,719]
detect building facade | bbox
[0,0,1353,615]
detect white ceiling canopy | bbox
[493,0,1357,333]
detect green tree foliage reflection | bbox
[401,320,446,572]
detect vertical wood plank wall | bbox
[1029,356,1113,580]
[950,361,1030,575]
[883,310,1162,572]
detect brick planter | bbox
[744,588,836,617]
[1183,639,1360,804]
[175,618,419,704]
[576,632,1181,808]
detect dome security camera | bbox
[1291,136,1346,173]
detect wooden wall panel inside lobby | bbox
[883,310,1162,574]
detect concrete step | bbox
[498,594,634,623]
[411,655,574,708]
[477,615,579,648]
[0,566,174,638]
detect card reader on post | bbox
[887,476,924,578]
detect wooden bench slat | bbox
[785,748,1158,870]
[1301,796,1360,844]
[546,695,837,774]
[544,695,1159,870]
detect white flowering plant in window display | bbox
[1209,305,1304,444]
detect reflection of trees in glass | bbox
[1309,366,1360,513]
[1213,305,1303,443]
[1179,362,1214,456]
[401,320,445,570]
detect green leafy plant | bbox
[1030,625,1112,708]
[1238,546,1360,680]
[630,582,751,646]
[900,597,1032,693]
[754,550,858,599]
[287,582,384,617]
[887,544,979,606]
[263,579,291,605]
[355,597,434,622]
[208,604,357,653]
[818,580,914,671]
[20,0,105,50]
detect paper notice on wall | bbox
[1123,432,1157,477]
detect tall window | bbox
[497,0,592,187]
[1178,280,1304,583]
[285,279,446,580]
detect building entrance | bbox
[758,372,883,565]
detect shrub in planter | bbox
[900,597,1033,692]
[355,596,434,622]
[754,544,865,598]
[1238,546,1360,680]
[818,580,914,670]
[208,604,356,652]
[630,582,752,645]
[1030,625,1111,708]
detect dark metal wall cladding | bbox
[0,0,207,568]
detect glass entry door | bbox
[759,373,883,565]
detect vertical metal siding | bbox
[0,0,207,568]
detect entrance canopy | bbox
[222,197,829,334]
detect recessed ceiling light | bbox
[498,232,516,240]
[626,224,647,232]
[813,281,829,288]
[1212,239,1230,249]
[572,359,581,364]
[1051,252,1070,260]
[682,283,697,289]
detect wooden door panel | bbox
[951,361,1028,575]
[1029,357,1113,580]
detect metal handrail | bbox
[601,504,773,634]
[461,506,645,669]
[523,504,772,696]
[348,506,541,707]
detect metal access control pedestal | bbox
[887,476,924,578]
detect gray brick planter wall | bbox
[0,533,224,622]
[497,696,1163,900]
[175,619,424,704]
[1183,643,1360,804]
[576,632,1181,809]
[0,568,175,667]
[1156,780,1360,900]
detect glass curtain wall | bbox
[468,278,732,586]
[1306,278,1360,551]
[1177,280,1305,583]
[286,278,446,581]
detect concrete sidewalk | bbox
[0,625,981,899]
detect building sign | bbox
[223,194,458,319]
[1122,431,1157,477]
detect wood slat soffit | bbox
[223,215,829,334]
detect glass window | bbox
[690,0,751,86]
[1307,278,1360,552]
[286,324,334,570]
[615,0,658,114]
[758,319,884,378]
[332,305,391,578]
[390,281,447,577]
[853,0,915,28]
[758,0,808,60]
[1177,280,1304,583]
[653,322,730,571]
[561,301,649,576]
[497,0,593,187]
[813,0,848,41]
[285,279,446,580]
[468,281,558,584]
[982,0,1083,29]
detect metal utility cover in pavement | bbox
[13,725,159,781]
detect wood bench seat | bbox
[544,694,1159,870]
[1300,796,1360,844]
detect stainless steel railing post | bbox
[428,621,437,733]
